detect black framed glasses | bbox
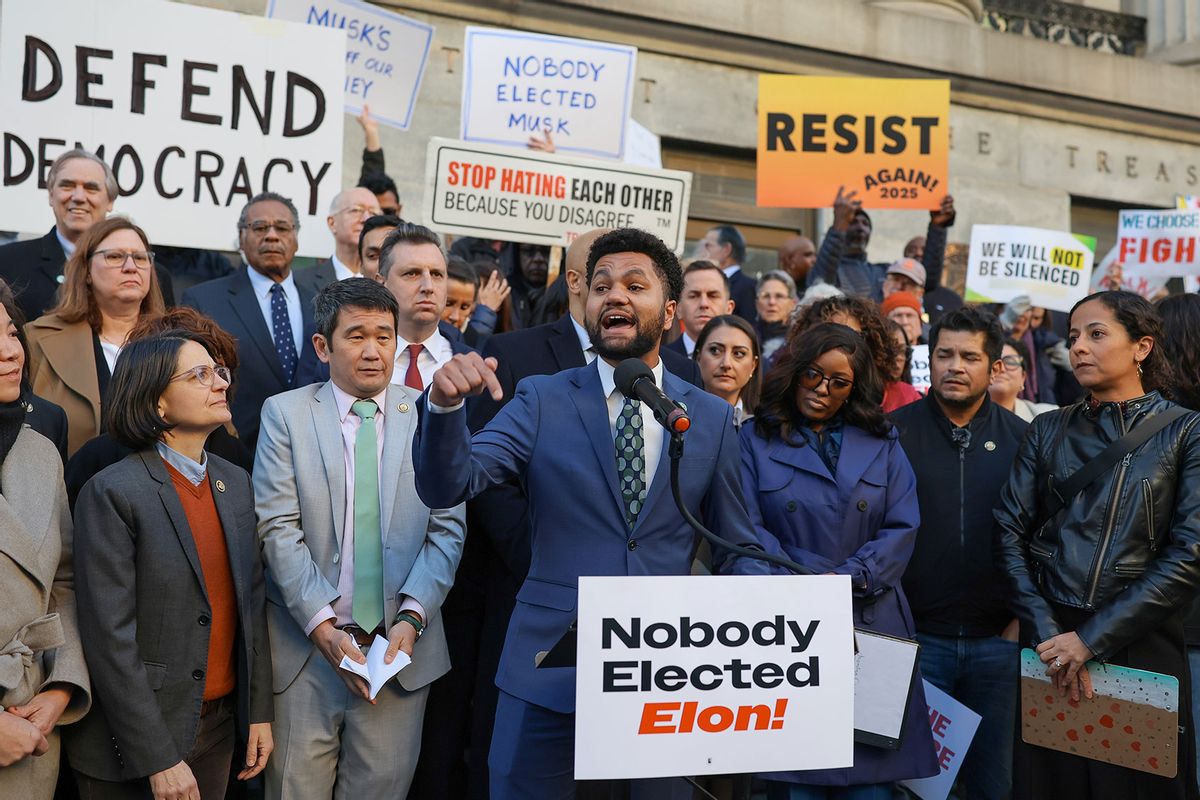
[798,365,854,398]
[170,365,232,387]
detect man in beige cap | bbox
[883,256,927,300]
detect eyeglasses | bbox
[335,205,375,219]
[757,292,792,302]
[798,365,854,397]
[1001,355,1025,370]
[93,249,154,269]
[244,220,296,235]
[170,365,232,387]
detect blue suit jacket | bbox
[181,267,320,454]
[414,360,767,713]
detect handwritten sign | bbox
[575,575,855,779]
[423,138,692,253]
[0,0,343,256]
[900,680,982,800]
[909,345,930,394]
[460,27,636,159]
[265,0,432,130]
[965,225,1096,313]
[757,76,950,210]
[1116,208,1200,277]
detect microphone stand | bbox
[669,431,816,577]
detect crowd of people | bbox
[1,131,1200,800]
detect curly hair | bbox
[1069,291,1176,398]
[756,322,890,442]
[788,294,901,383]
[1158,294,1200,410]
[586,228,684,302]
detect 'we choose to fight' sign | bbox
[575,576,855,780]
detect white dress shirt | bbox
[722,264,743,279]
[679,331,697,357]
[304,382,423,635]
[331,254,359,281]
[99,339,122,373]
[245,265,304,354]
[55,227,76,259]
[570,315,596,363]
[392,328,455,388]
[596,356,664,493]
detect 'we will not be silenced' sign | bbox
[460,27,636,160]
[965,225,1096,313]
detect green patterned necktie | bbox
[615,396,647,527]
[350,399,383,632]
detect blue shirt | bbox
[155,441,207,486]
[244,265,303,354]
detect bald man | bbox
[779,234,816,286]
[409,230,701,798]
[296,187,383,292]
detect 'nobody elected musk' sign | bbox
[460,27,636,160]
[423,138,692,253]
[0,0,344,256]
[575,576,855,780]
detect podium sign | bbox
[576,575,855,780]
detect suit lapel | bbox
[634,372,691,531]
[380,385,417,532]
[297,279,319,364]
[143,452,209,600]
[767,433,836,483]
[0,434,51,590]
[311,383,347,549]
[549,315,587,371]
[35,318,101,427]
[208,458,248,603]
[227,269,286,385]
[568,363,625,522]
[37,228,65,285]
[835,425,887,490]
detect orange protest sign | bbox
[757,76,950,210]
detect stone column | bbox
[1132,0,1200,65]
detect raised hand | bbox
[832,185,862,232]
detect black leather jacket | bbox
[994,392,1200,660]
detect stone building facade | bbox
[190,0,1200,282]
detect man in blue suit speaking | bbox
[412,228,768,799]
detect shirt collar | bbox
[331,254,357,280]
[596,355,664,402]
[570,315,592,353]
[156,441,207,486]
[722,264,741,278]
[245,263,297,299]
[398,328,452,362]
[55,227,76,258]
[681,332,697,355]
[331,381,389,424]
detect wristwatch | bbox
[394,611,424,639]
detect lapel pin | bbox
[215,479,226,493]
[984,441,996,452]
[398,402,410,413]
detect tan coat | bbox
[25,314,101,457]
[0,427,90,798]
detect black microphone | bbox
[614,359,690,434]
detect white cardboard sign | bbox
[575,575,856,780]
[423,138,692,253]
[265,0,433,130]
[965,225,1095,313]
[909,344,931,394]
[0,0,344,256]
[460,26,636,159]
[1115,208,1200,277]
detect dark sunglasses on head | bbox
[798,366,854,397]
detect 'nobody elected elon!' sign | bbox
[0,0,344,256]
[575,576,855,780]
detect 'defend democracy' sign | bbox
[423,138,692,253]
[0,0,344,256]
[460,27,636,160]
[575,576,855,780]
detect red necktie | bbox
[405,343,424,390]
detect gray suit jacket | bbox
[255,382,466,693]
[65,451,272,782]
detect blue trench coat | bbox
[737,422,938,786]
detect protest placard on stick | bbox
[965,225,1095,313]
[1116,208,1200,278]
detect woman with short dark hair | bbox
[738,323,937,798]
[67,333,272,800]
[996,290,1200,799]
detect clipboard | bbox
[1020,648,1179,777]
[853,630,920,750]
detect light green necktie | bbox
[351,400,383,632]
